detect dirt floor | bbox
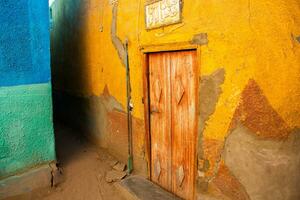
[36,123,127,200]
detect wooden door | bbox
[149,50,197,200]
[149,52,172,191]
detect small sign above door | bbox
[145,0,182,29]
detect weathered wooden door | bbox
[149,50,197,200]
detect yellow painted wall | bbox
[52,0,300,140]
[51,0,300,198]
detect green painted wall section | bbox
[0,83,55,179]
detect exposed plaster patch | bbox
[88,85,124,148]
[191,33,209,45]
[198,68,225,160]
[296,36,300,43]
[198,159,210,173]
[292,33,300,44]
[196,68,225,194]
[111,3,126,67]
[224,124,300,200]
[196,177,209,193]
[101,85,124,112]
[200,79,298,199]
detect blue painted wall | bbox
[0,0,51,87]
[0,0,55,179]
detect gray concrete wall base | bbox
[0,164,53,200]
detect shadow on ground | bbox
[33,122,126,200]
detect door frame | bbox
[141,42,201,189]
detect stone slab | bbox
[116,175,182,200]
[106,170,127,183]
[0,165,52,200]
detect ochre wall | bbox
[51,0,300,199]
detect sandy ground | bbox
[38,123,127,200]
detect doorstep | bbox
[115,175,182,200]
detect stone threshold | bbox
[116,175,182,200]
[0,163,61,200]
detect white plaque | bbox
[145,0,182,29]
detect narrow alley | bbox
[8,123,127,200]
[1,0,300,200]
[40,123,127,200]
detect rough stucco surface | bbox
[198,69,225,157]
[201,80,300,199]
[230,79,292,139]
[224,124,300,200]
[0,0,55,181]
[212,162,250,200]
[199,68,225,140]
[51,0,300,124]
[0,164,52,199]
[0,83,55,179]
[197,68,225,177]
[0,0,51,87]
[51,0,300,198]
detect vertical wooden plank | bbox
[171,50,197,200]
[149,52,172,191]
[142,53,151,179]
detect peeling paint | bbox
[196,68,225,195]
[201,79,300,199]
[191,33,209,45]
[51,0,300,198]
[198,68,225,160]
[111,2,126,66]
[196,177,209,193]
[101,85,124,112]
[295,36,300,43]
[224,124,300,200]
